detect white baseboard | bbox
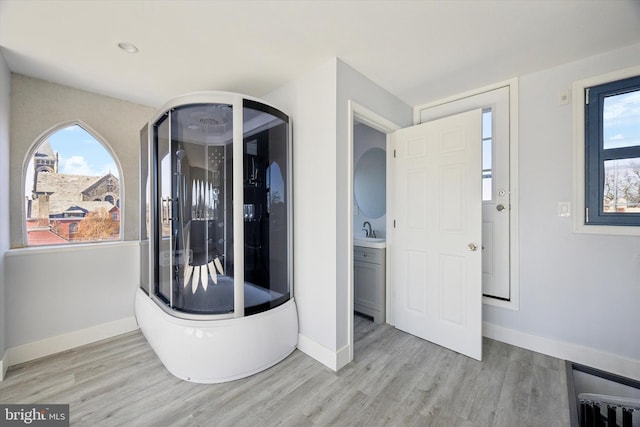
[484,322,640,382]
[0,349,8,381]
[5,317,139,369]
[298,333,351,372]
[335,344,351,371]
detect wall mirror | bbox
[354,147,386,218]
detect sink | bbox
[353,236,386,249]
[355,237,384,243]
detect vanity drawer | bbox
[353,246,384,264]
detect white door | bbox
[417,87,511,299]
[393,109,483,360]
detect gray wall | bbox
[6,243,140,350]
[265,59,341,358]
[0,49,11,373]
[9,74,155,247]
[336,59,412,350]
[274,52,640,374]
[483,43,640,364]
[265,59,412,366]
[4,75,154,362]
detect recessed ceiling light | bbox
[117,42,138,54]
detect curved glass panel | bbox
[243,100,290,315]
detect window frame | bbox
[22,120,125,246]
[585,75,640,226]
[573,66,640,236]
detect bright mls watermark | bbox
[0,405,68,426]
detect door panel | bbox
[393,109,482,360]
[440,254,464,325]
[406,250,427,313]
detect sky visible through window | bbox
[47,125,118,176]
[602,89,640,212]
[603,90,640,149]
[25,125,118,198]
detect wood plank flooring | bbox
[0,315,570,426]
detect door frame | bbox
[414,78,520,311]
[347,100,400,362]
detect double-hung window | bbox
[585,75,640,226]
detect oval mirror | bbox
[354,147,386,218]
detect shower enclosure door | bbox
[153,103,236,316]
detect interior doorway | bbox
[347,101,399,362]
[349,105,485,361]
[347,82,518,363]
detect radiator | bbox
[579,393,640,427]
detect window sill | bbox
[6,240,138,257]
[573,222,640,237]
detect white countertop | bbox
[353,237,386,249]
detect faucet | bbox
[362,221,373,238]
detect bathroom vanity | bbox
[353,239,386,324]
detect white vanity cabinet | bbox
[354,245,385,324]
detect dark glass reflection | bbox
[243,100,290,315]
[153,104,235,314]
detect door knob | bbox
[496,204,506,212]
[467,243,478,251]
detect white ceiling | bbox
[1,0,639,108]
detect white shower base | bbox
[135,288,298,383]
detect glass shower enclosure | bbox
[137,92,297,383]
[141,93,292,320]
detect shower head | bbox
[176,149,186,175]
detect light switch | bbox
[559,89,570,105]
[558,201,571,217]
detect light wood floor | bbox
[0,315,570,426]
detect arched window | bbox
[24,123,122,246]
